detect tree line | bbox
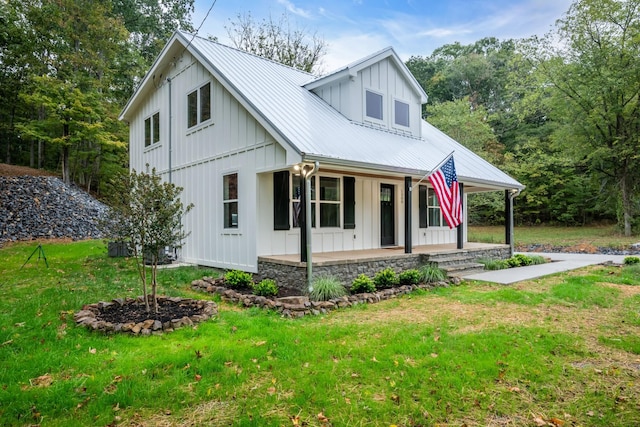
[1,0,638,235]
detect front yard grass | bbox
[1,240,639,426]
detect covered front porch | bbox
[256,242,510,294]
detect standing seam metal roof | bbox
[184,32,523,190]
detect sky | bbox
[192,0,574,72]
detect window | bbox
[187,82,211,128]
[428,188,442,227]
[144,112,160,147]
[223,173,238,228]
[419,185,443,227]
[394,100,410,127]
[365,90,383,121]
[291,175,341,228]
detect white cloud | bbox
[277,0,312,19]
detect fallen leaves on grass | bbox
[30,374,53,388]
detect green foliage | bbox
[373,267,399,289]
[309,275,347,301]
[350,274,376,294]
[528,255,547,265]
[252,279,279,297]
[506,253,533,268]
[224,270,254,289]
[419,263,448,283]
[624,256,640,265]
[399,269,422,286]
[479,258,510,271]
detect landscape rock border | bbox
[191,276,460,318]
[74,296,217,335]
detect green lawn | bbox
[1,238,639,426]
[469,224,638,249]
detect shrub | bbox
[252,279,279,297]
[373,267,399,289]
[507,254,534,268]
[351,274,376,294]
[309,275,347,301]
[399,269,422,286]
[624,256,640,265]
[224,270,253,289]
[528,255,547,265]
[479,258,510,270]
[420,263,448,282]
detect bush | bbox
[252,279,279,297]
[309,275,347,301]
[350,274,376,294]
[373,267,399,289]
[479,258,510,270]
[399,269,422,286]
[507,254,533,268]
[528,255,547,265]
[420,263,448,282]
[224,270,253,289]
[624,256,640,265]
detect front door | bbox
[380,184,395,246]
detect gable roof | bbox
[121,31,523,191]
[304,46,428,104]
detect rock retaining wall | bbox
[74,296,217,335]
[192,276,459,319]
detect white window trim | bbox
[392,98,411,129]
[186,81,213,132]
[427,187,446,228]
[364,88,385,125]
[222,170,240,232]
[291,174,343,230]
[143,111,161,151]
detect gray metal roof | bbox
[176,32,523,190]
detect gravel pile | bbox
[0,176,109,246]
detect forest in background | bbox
[1,0,638,235]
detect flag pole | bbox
[411,150,455,190]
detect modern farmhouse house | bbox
[120,31,524,287]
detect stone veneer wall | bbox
[257,246,511,294]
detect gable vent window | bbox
[187,82,211,128]
[365,90,383,121]
[144,112,160,147]
[394,100,410,127]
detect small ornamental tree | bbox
[107,167,193,312]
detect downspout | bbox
[304,162,319,293]
[167,77,172,184]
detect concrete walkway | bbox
[463,252,629,285]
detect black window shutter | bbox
[343,176,356,229]
[419,185,428,228]
[273,171,290,230]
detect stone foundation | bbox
[256,246,511,294]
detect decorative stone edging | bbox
[74,296,217,335]
[191,276,460,318]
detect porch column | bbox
[505,189,512,247]
[456,183,464,249]
[300,174,307,263]
[404,176,412,254]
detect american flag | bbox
[428,155,462,229]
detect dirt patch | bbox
[96,299,206,324]
[0,163,57,177]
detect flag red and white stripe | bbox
[428,155,462,229]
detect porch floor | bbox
[259,242,509,266]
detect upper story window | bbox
[187,82,211,128]
[144,112,160,147]
[365,90,383,121]
[394,100,410,127]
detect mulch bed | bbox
[96,298,205,324]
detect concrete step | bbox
[442,262,486,278]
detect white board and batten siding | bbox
[130,54,287,272]
[256,173,463,257]
[312,58,422,138]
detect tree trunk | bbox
[621,174,633,237]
